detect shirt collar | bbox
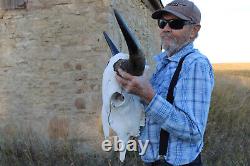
[153,51,166,63]
[153,43,194,64]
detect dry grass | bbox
[0,63,249,165]
[0,128,142,166]
[203,63,250,166]
[213,63,250,71]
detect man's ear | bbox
[190,24,201,39]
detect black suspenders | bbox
[159,53,190,157]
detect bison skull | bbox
[101,9,146,162]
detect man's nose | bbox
[160,24,171,35]
[162,23,172,32]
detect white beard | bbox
[161,33,191,56]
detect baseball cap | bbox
[152,0,201,24]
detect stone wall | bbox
[0,0,162,154]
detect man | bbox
[116,0,214,165]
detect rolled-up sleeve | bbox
[145,59,214,142]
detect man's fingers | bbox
[118,69,133,80]
[115,74,128,86]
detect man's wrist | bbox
[144,89,155,104]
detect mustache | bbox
[160,33,176,43]
[160,32,171,38]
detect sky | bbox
[161,0,250,63]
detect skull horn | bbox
[103,31,120,56]
[113,9,145,76]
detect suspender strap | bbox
[159,53,190,156]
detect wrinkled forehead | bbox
[161,12,181,20]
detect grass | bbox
[0,129,84,166]
[0,63,249,165]
[202,64,250,166]
[0,129,142,166]
[213,63,250,71]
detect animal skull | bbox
[101,9,146,162]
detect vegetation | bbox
[202,64,250,166]
[0,64,249,166]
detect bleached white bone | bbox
[101,53,146,162]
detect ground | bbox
[0,63,249,166]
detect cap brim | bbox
[152,9,191,21]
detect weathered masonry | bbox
[0,0,162,153]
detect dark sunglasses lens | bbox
[168,20,185,29]
[158,19,167,29]
[158,19,186,30]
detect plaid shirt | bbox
[139,43,214,165]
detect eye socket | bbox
[111,92,125,108]
[113,92,124,101]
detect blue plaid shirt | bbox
[139,43,214,165]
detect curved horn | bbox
[103,31,120,56]
[113,9,145,76]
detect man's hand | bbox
[115,69,155,104]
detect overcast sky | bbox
[161,0,250,63]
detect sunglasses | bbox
[158,19,194,30]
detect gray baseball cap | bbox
[152,0,201,24]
